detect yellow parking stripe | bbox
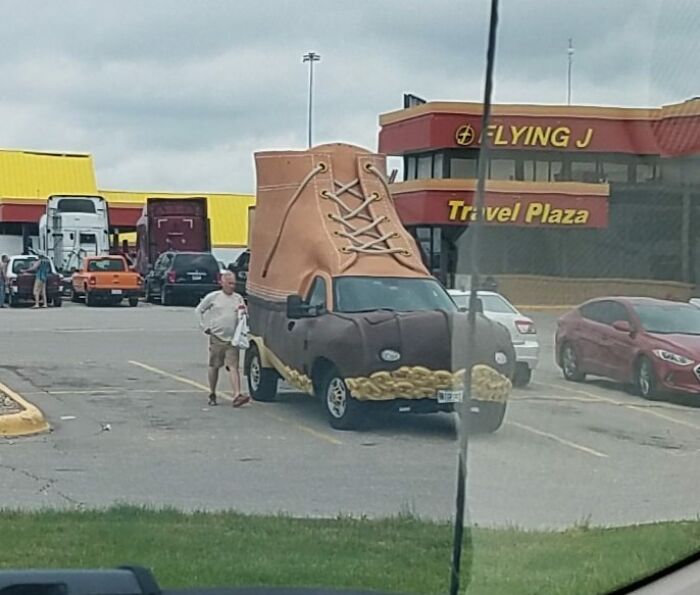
[128,360,342,445]
[507,421,609,458]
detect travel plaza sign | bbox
[391,179,609,229]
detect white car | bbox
[448,289,539,387]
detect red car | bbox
[555,297,700,399]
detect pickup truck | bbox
[71,255,143,307]
[4,255,62,307]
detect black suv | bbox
[144,251,220,305]
[227,249,250,297]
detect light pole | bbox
[567,38,574,105]
[302,51,321,148]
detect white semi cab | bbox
[38,195,110,272]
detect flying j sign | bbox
[455,123,594,149]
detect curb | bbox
[0,381,50,438]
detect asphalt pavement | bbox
[1,303,699,529]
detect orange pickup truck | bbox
[71,255,143,307]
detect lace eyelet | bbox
[320,190,330,199]
[318,162,328,172]
[327,213,334,220]
[371,192,381,201]
[340,247,351,253]
[401,250,412,257]
[391,232,400,239]
[363,162,374,172]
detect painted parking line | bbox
[535,381,700,432]
[506,421,609,459]
[22,389,195,396]
[128,360,342,446]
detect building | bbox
[0,148,254,263]
[379,98,700,302]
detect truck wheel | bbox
[70,288,80,303]
[8,293,18,308]
[128,297,139,307]
[245,344,279,402]
[52,295,62,308]
[85,289,95,307]
[162,287,174,306]
[512,363,532,387]
[145,284,154,304]
[320,367,365,431]
[464,400,507,434]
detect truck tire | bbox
[52,295,62,308]
[320,367,366,431]
[464,400,507,434]
[85,288,95,307]
[70,288,80,303]
[512,363,532,387]
[162,287,174,306]
[8,293,18,308]
[145,284,154,304]
[128,297,139,307]
[245,344,279,402]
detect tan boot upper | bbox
[248,143,429,301]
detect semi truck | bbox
[135,197,211,275]
[38,195,110,274]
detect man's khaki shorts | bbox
[34,279,46,292]
[209,335,239,369]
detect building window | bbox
[634,163,656,183]
[433,153,444,178]
[570,160,599,182]
[602,162,630,183]
[489,159,516,180]
[551,161,563,181]
[405,156,417,181]
[450,157,477,179]
[523,160,551,182]
[417,154,433,179]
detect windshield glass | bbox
[452,293,518,314]
[11,258,37,274]
[56,198,97,213]
[634,304,700,334]
[172,253,219,274]
[87,258,125,272]
[334,276,457,313]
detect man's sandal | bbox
[232,394,250,408]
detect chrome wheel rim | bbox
[250,354,261,392]
[327,377,347,419]
[639,360,651,396]
[563,346,577,378]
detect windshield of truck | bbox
[172,253,219,274]
[11,258,37,274]
[87,258,126,272]
[334,276,457,313]
[57,198,97,213]
[634,303,700,335]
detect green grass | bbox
[0,507,698,594]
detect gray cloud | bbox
[0,0,697,193]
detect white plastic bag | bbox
[232,312,250,350]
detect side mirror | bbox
[287,294,316,319]
[613,320,632,333]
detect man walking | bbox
[195,271,250,407]
[0,255,8,308]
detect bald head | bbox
[221,270,236,294]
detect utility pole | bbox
[302,51,321,148]
[567,38,574,105]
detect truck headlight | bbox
[380,349,401,362]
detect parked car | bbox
[449,289,539,386]
[70,255,143,307]
[227,249,249,297]
[3,255,62,307]
[144,251,220,306]
[556,297,700,399]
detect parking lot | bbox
[1,302,699,529]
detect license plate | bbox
[191,274,202,281]
[111,289,123,295]
[437,389,464,404]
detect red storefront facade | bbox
[378,99,700,288]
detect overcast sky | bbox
[0,0,697,194]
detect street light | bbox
[302,51,321,148]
